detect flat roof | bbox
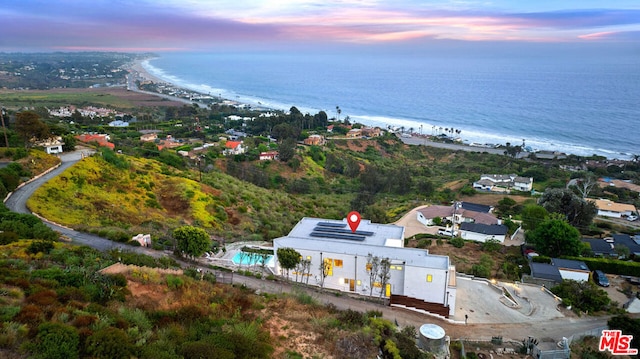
[276,217,449,270]
[287,217,404,247]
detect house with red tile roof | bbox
[75,134,115,149]
[223,140,246,156]
[259,151,278,161]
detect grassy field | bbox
[0,87,186,109]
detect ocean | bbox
[143,46,640,159]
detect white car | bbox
[438,229,458,236]
[627,215,638,221]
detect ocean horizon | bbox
[142,47,639,160]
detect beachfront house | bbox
[273,217,457,317]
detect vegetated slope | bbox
[0,240,425,359]
[28,155,224,230]
[27,151,351,240]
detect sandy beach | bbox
[129,58,166,84]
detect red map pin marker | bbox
[347,211,361,233]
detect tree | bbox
[319,257,332,288]
[14,111,50,148]
[173,226,211,259]
[471,254,494,278]
[538,188,597,230]
[525,217,583,257]
[521,204,548,231]
[61,134,77,152]
[496,197,517,216]
[276,247,300,279]
[551,280,610,313]
[278,138,296,162]
[569,173,598,199]
[608,314,640,352]
[366,253,381,297]
[377,258,391,299]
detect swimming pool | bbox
[231,251,274,266]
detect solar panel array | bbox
[310,222,375,241]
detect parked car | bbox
[627,214,638,221]
[593,270,610,287]
[438,228,458,236]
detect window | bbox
[333,259,343,267]
[373,282,382,288]
[323,258,333,276]
[366,263,372,271]
[343,278,349,284]
[306,256,311,260]
[426,274,433,282]
[357,280,361,286]
[394,266,403,270]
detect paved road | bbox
[4,151,161,257]
[4,150,610,344]
[399,135,530,159]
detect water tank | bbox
[418,324,446,352]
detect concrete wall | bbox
[460,231,505,243]
[273,243,452,309]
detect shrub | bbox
[86,327,136,359]
[417,239,432,248]
[166,275,184,290]
[33,322,80,359]
[27,240,55,255]
[0,231,19,244]
[450,237,465,248]
[481,239,501,252]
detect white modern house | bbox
[273,217,457,317]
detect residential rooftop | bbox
[277,217,450,270]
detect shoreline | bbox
[128,58,632,161]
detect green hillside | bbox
[27,149,351,243]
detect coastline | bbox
[129,58,166,85]
[127,58,632,161]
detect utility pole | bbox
[0,106,8,148]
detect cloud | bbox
[578,30,640,41]
[1,1,640,50]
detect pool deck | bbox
[202,241,275,273]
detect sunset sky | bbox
[1,0,639,52]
